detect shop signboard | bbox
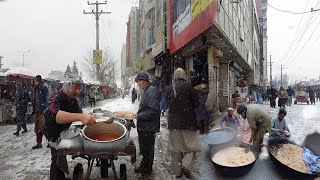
[170,0,218,54]
[93,50,103,64]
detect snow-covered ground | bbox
[0,98,319,180]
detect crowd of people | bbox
[10,68,311,179]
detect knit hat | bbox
[237,104,247,114]
[174,68,187,81]
[135,73,149,82]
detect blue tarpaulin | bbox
[303,148,320,175]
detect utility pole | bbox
[0,56,3,69]
[17,50,31,67]
[279,65,286,87]
[83,1,111,81]
[268,55,273,86]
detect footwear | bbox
[161,111,165,116]
[142,169,152,177]
[32,144,43,149]
[182,168,193,179]
[21,129,27,133]
[134,163,144,174]
[47,144,50,148]
[176,173,183,179]
[13,132,19,137]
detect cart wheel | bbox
[294,101,297,104]
[73,163,84,180]
[100,159,109,178]
[120,164,127,180]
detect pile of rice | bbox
[272,144,308,173]
[212,147,256,167]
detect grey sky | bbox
[0,0,320,83]
[268,0,320,82]
[0,0,132,81]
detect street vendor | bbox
[134,73,160,177]
[237,104,271,150]
[220,107,240,130]
[270,108,290,140]
[44,76,96,180]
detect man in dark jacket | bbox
[131,88,137,104]
[32,75,49,149]
[44,76,96,180]
[167,68,200,179]
[134,72,160,177]
[13,81,29,136]
[286,86,295,106]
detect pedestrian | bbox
[32,75,49,149]
[278,87,288,108]
[167,68,200,179]
[270,108,290,140]
[269,86,277,108]
[160,83,168,116]
[137,87,141,101]
[134,72,160,177]
[220,107,240,130]
[13,81,29,136]
[44,76,96,180]
[194,79,210,134]
[286,86,295,106]
[307,86,316,105]
[131,88,137,104]
[316,90,320,102]
[231,90,240,108]
[79,87,86,108]
[88,87,96,107]
[237,104,271,151]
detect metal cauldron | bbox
[268,139,318,179]
[211,143,259,177]
[82,118,131,153]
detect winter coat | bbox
[34,83,49,114]
[286,88,295,96]
[246,104,271,133]
[194,84,209,122]
[136,83,161,133]
[167,79,199,130]
[16,84,30,115]
[278,90,288,99]
[44,90,82,142]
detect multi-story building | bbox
[48,70,64,81]
[261,0,268,86]
[168,0,262,111]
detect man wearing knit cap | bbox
[167,68,200,179]
[134,72,160,177]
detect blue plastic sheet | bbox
[303,148,320,175]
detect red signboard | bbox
[169,0,218,54]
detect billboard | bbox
[170,0,218,54]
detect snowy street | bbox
[0,97,319,180]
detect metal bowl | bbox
[82,121,127,143]
[202,127,237,155]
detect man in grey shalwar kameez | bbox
[167,68,201,179]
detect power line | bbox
[267,3,320,14]
[278,1,320,65]
[276,0,310,65]
[287,17,320,65]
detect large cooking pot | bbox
[202,127,237,155]
[268,139,318,179]
[82,119,130,153]
[211,143,259,177]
